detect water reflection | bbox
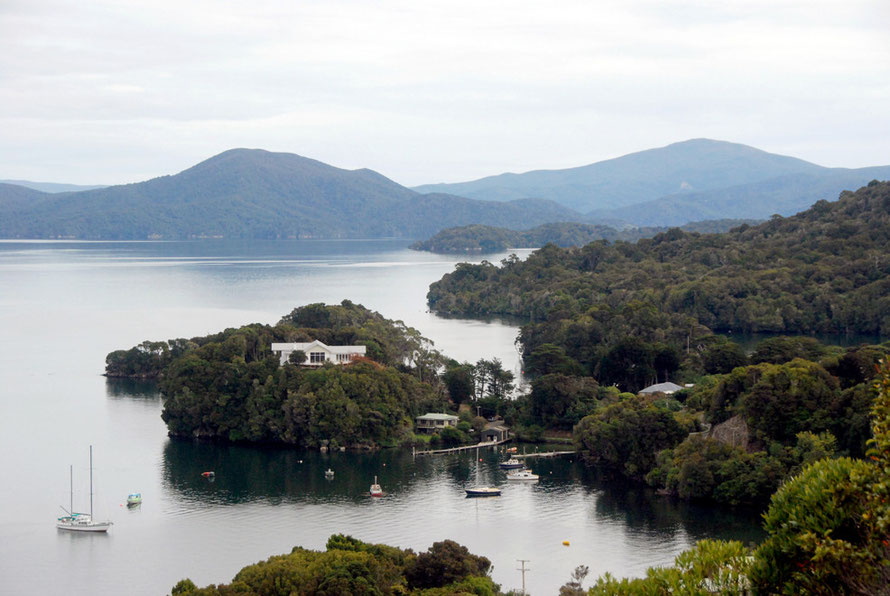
[160,438,765,544]
[162,440,426,506]
[104,377,161,400]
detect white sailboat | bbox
[57,446,113,533]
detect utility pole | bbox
[516,559,530,595]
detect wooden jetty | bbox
[414,438,510,456]
[515,450,575,459]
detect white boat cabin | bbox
[271,340,367,366]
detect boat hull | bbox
[499,459,524,469]
[506,473,539,481]
[465,488,501,497]
[57,521,112,532]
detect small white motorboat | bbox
[506,469,539,481]
[324,468,335,479]
[126,493,142,506]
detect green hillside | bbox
[428,181,890,364]
[411,219,760,253]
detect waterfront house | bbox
[271,340,367,366]
[639,381,684,395]
[415,413,459,433]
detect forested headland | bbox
[425,182,890,507]
[429,181,890,369]
[106,301,455,448]
[409,219,759,254]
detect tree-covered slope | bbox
[0,182,51,215]
[428,181,890,352]
[411,219,760,253]
[0,149,581,240]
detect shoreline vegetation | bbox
[421,182,890,506]
[409,219,760,254]
[170,361,890,595]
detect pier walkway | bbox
[414,438,511,456]
[515,450,576,459]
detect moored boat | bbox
[324,468,335,479]
[498,458,523,469]
[506,469,539,481]
[465,487,501,497]
[370,476,383,497]
[126,493,142,505]
[57,446,113,533]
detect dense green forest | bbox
[410,219,759,254]
[588,361,890,594]
[106,301,454,448]
[170,534,499,595]
[429,181,890,386]
[424,181,890,507]
[171,362,890,595]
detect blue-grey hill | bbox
[0,149,580,240]
[414,139,890,225]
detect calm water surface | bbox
[0,240,763,595]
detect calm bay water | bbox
[0,240,763,595]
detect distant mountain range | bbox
[0,180,107,193]
[0,149,579,240]
[2,140,888,240]
[414,139,890,226]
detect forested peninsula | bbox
[423,181,890,508]
[410,219,759,254]
[106,302,452,448]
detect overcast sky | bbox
[2,0,888,186]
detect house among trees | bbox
[415,413,459,433]
[271,340,367,366]
[638,381,684,395]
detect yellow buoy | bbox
[562,540,570,546]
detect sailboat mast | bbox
[89,445,93,518]
[70,464,73,514]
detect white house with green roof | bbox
[415,413,459,433]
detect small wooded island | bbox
[107,301,465,449]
